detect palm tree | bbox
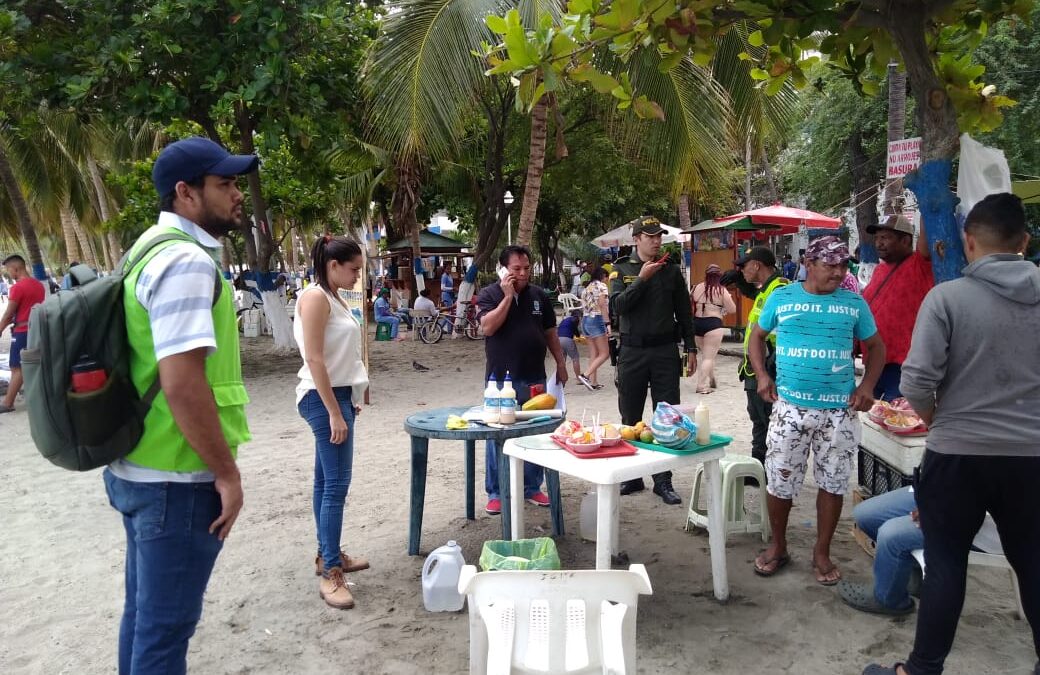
[0,138,45,278]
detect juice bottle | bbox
[483,377,501,423]
[695,401,711,445]
[499,372,517,424]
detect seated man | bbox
[840,486,1004,616]
[413,289,451,333]
[373,288,405,341]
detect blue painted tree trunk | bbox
[858,241,879,264]
[32,262,47,281]
[904,159,966,284]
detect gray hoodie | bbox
[901,253,1040,456]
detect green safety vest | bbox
[740,275,790,377]
[122,226,251,471]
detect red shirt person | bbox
[0,254,47,412]
[862,214,933,400]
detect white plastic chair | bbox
[911,548,1024,619]
[458,564,652,675]
[557,293,583,316]
[686,455,769,543]
[410,308,434,341]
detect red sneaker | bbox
[526,492,551,507]
[485,498,502,515]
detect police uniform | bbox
[610,217,696,504]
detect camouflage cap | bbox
[631,216,665,237]
[805,236,851,265]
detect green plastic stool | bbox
[375,322,393,341]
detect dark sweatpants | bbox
[744,376,771,466]
[906,450,1040,675]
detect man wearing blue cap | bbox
[104,137,257,673]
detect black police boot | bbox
[653,479,682,505]
[619,478,645,495]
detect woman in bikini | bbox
[691,264,736,394]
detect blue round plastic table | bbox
[403,406,563,555]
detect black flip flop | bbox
[813,560,842,586]
[753,552,790,577]
[838,580,914,616]
[862,663,906,675]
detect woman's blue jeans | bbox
[104,469,224,675]
[852,486,921,608]
[298,387,356,573]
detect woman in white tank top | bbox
[294,235,370,610]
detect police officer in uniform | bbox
[721,246,788,468]
[610,216,697,504]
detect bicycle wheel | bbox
[419,320,444,344]
[464,318,483,340]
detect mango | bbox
[522,393,557,411]
[639,429,654,443]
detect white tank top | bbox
[294,285,370,405]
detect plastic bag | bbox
[546,374,566,414]
[957,134,1011,217]
[479,537,561,571]
[650,402,697,449]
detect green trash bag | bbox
[479,537,561,571]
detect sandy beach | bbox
[0,329,1034,674]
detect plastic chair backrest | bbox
[410,309,433,341]
[557,293,583,315]
[458,564,652,675]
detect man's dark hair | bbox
[589,267,607,282]
[783,254,792,260]
[499,244,532,268]
[419,288,430,297]
[964,193,1027,250]
[158,175,207,212]
[3,254,26,266]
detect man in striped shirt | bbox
[104,137,257,673]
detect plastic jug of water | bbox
[580,492,597,542]
[422,540,466,611]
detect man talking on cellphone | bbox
[610,216,697,505]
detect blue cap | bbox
[152,137,258,198]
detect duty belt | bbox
[620,333,675,348]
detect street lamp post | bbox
[503,190,514,245]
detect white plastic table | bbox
[503,435,731,602]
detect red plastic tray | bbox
[882,422,928,436]
[551,436,638,459]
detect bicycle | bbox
[418,300,483,343]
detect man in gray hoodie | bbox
[864,192,1040,675]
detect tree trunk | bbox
[761,145,778,202]
[744,134,753,209]
[516,97,549,247]
[0,145,46,279]
[234,105,264,275]
[883,63,907,216]
[886,5,964,282]
[848,132,879,258]
[392,158,423,302]
[70,208,100,269]
[106,232,122,269]
[677,193,692,231]
[60,204,82,265]
[87,154,122,269]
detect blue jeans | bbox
[377,314,401,338]
[104,469,224,675]
[873,362,903,400]
[853,486,920,609]
[485,376,545,500]
[298,387,356,573]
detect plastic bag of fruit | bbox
[650,402,697,449]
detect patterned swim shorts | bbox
[765,398,860,499]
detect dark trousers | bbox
[744,379,772,466]
[617,343,681,483]
[873,362,903,401]
[906,450,1040,675]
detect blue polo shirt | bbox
[758,283,877,408]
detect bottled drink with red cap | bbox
[71,355,108,393]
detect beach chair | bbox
[911,548,1024,619]
[556,293,583,316]
[458,564,652,675]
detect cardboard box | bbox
[851,487,876,558]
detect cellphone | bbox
[497,267,509,281]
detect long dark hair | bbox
[704,264,723,303]
[310,235,362,293]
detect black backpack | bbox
[21,233,221,471]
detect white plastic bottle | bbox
[422,540,466,611]
[499,372,517,424]
[695,401,711,445]
[484,377,501,423]
[580,492,598,542]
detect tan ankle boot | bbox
[319,566,354,609]
[315,550,371,576]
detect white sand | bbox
[0,330,1034,674]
